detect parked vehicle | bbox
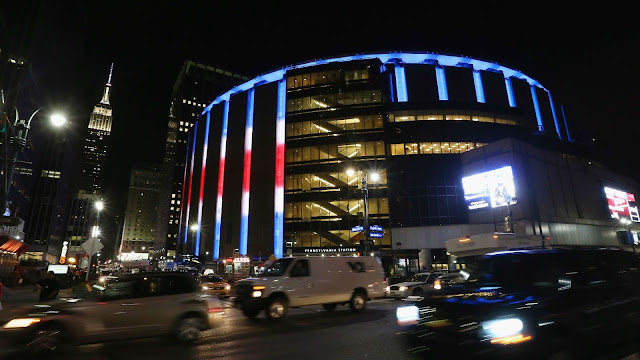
[386,271,447,299]
[396,247,640,359]
[234,256,385,320]
[1,272,223,355]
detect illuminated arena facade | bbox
[176,51,636,273]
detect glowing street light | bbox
[345,168,381,255]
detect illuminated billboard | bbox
[604,186,640,222]
[462,166,517,210]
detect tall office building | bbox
[82,63,113,194]
[119,163,163,261]
[65,65,114,261]
[160,60,248,260]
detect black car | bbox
[396,247,640,359]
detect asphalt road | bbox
[2,291,640,360]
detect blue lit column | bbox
[473,70,486,103]
[530,84,544,132]
[435,65,449,101]
[547,92,562,140]
[505,77,516,107]
[394,63,408,102]
[561,105,573,142]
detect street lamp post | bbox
[347,168,380,256]
[86,200,103,281]
[1,109,66,214]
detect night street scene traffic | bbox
[1,1,639,359]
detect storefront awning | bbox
[0,239,30,256]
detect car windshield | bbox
[202,275,224,283]
[467,253,561,290]
[407,274,429,282]
[263,258,294,277]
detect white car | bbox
[386,271,447,299]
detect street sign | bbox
[351,225,364,232]
[0,216,20,226]
[81,237,103,256]
[369,232,384,238]
[369,225,383,232]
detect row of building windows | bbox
[391,194,466,227]
[287,68,370,89]
[182,99,206,107]
[285,141,385,164]
[388,110,518,125]
[285,198,389,221]
[286,90,382,113]
[286,115,383,138]
[285,171,387,192]
[389,142,487,155]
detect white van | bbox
[233,256,386,320]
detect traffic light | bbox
[0,112,7,132]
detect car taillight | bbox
[206,299,223,313]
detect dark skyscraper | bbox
[160,60,247,260]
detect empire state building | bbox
[82,64,113,193]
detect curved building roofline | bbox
[202,51,546,115]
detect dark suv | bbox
[396,247,640,359]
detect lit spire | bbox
[100,63,113,105]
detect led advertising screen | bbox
[462,166,517,210]
[604,186,640,222]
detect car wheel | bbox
[349,291,367,312]
[174,317,202,344]
[26,323,69,354]
[266,297,288,321]
[322,303,338,312]
[412,288,423,296]
[242,306,260,319]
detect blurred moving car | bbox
[386,271,446,299]
[396,247,640,359]
[199,274,231,298]
[1,272,223,354]
[431,272,465,291]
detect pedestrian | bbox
[34,271,60,303]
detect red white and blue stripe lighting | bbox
[273,79,286,258]
[213,101,230,260]
[239,88,255,255]
[195,111,211,256]
[183,121,198,248]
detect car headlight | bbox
[481,318,532,344]
[202,285,210,290]
[398,286,408,292]
[3,318,41,329]
[385,286,390,293]
[433,280,442,290]
[396,305,419,325]
[225,285,231,290]
[99,276,106,283]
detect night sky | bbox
[7,2,639,228]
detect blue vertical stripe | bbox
[473,70,485,103]
[561,105,573,142]
[547,92,562,140]
[530,85,544,132]
[505,77,516,107]
[435,65,449,101]
[394,63,408,102]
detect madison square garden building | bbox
[178,51,639,276]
